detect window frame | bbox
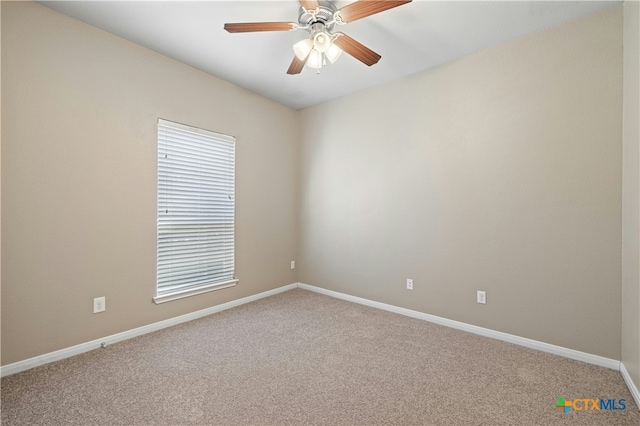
[154,119,237,304]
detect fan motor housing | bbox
[298,1,337,31]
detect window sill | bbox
[153,279,238,304]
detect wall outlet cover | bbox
[93,296,106,313]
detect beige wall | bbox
[299,6,623,359]
[622,0,640,391]
[1,2,299,365]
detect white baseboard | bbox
[297,283,620,370]
[1,281,626,382]
[621,362,640,409]
[0,283,298,378]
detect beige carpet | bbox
[1,288,638,425]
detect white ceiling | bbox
[39,1,620,110]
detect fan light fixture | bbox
[313,32,331,52]
[293,38,313,60]
[289,3,347,73]
[293,32,343,70]
[325,42,343,63]
[306,49,324,69]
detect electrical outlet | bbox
[290,260,295,270]
[93,296,106,313]
[406,279,413,290]
[477,291,486,304]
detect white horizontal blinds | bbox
[157,119,235,296]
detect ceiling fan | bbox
[224,0,412,74]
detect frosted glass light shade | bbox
[306,49,323,69]
[293,38,313,60]
[325,43,343,63]
[313,32,332,53]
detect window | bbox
[155,119,237,304]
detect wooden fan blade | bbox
[337,1,412,23]
[300,0,319,10]
[333,34,381,66]
[287,56,307,75]
[224,22,295,33]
